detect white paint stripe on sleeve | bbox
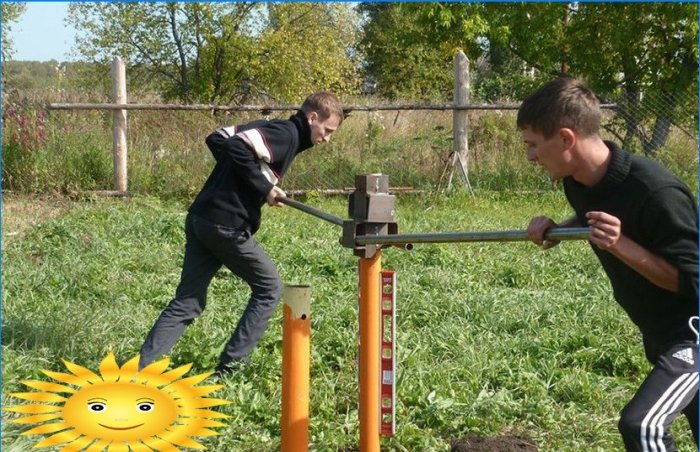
[260,162,279,186]
[217,125,237,138]
[237,129,272,163]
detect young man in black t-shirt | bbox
[520,77,698,451]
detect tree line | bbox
[2,2,697,154]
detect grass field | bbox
[1,191,696,451]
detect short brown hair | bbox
[517,77,600,139]
[301,91,344,125]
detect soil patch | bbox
[339,434,537,452]
[450,434,538,452]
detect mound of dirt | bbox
[450,434,538,452]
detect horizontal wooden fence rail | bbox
[46,55,624,194]
[46,102,618,112]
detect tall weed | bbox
[2,89,697,196]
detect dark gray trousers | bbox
[139,213,282,370]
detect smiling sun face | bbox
[62,382,178,442]
[5,353,231,450]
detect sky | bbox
[10,2,77,62]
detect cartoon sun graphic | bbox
[5,353,231,451]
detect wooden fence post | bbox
[447,50,474,194]
[112,57,128,192]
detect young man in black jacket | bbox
[139,92,343,375]
[521,78,698,451]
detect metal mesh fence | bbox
[601,91,698,157]
[283,91,698,193]
[3,90,697,196]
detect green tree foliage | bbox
[67,2,260,102]
[66,2,360,104]
[361,2,697,152]
[190,7,259,104]
[486,3,698,154]
[2,61,98,96]
[1,2,27,61]
[360,2,549,101]
[3,60,64,90]
[566,3,698,154]
[360,3,464,99]
[253,3,361,102]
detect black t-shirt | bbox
[563,141,698,354]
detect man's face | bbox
[520,127,571,182]
[308,112,341,145]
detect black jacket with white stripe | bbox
[189,110,313,233]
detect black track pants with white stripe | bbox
[619,340,698,452]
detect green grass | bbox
[2,192,696,451]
